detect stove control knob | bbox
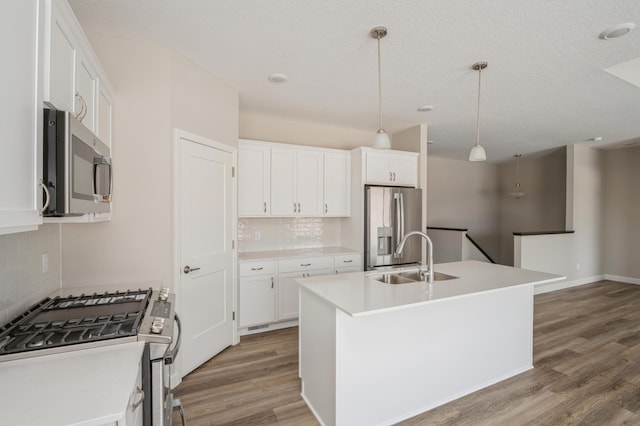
[159,288,169,301]
[151,318,164,334]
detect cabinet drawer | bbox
[278,256,332,273]
[336,265,362,274]
[334,253,361,268]
[239,261,277,277]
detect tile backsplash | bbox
[0,224,61,325]
[238,217,342,252]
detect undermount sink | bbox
[369,270,458,284]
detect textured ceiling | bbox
[69,0,640,162]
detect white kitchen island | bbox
[297,260,564,426]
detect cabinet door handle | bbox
[75,92,86,121]
[343,260,353,263]
[389,171,393,182]
[297,203,301,213]
[325,203,328,214]
[300,263,311,267]
[393,172,397,181]
[251,267,263,271]
[263,202,267,213]
[81,96,88,121]
[271,277,274,288]
[293,202,296,213]
[39,179,50,216]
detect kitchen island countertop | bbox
[298,260,565,317]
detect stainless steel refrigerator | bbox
[365,185,423,270]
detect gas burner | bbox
[0,288,152,356]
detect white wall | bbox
[240,110,370,150]
[602,146,640,280]
[427,157,500,261]
[60,34,238,289]
[0,225,61,324]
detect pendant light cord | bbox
[377,35,383,130]
[475,66,482,147]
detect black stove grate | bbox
[0,288,152,356]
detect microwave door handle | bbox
[93,156,112,203]
[164,313,182,365]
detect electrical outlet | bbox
[255,231,261,240]
[42,253,49,274]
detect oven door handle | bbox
[164,313,182,365]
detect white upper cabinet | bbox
[238,140,348,218]
[238,141,270,216]
[43,0,113,145]
[323,152,350,216]
[96,82,113,147]
[364,150,418,187]
[0,0,44,235]
[270,148,297,216]
[294,150,323,216]
[270,147,323,216]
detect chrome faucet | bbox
[395,231,434,283]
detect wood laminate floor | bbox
[173,280,640,425]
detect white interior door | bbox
[179,135,234,376]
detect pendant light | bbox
[370,26,391,149]
[508,154,526,198]
[469,61,488,161]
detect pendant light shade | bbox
[469,61,488,161]
[373,129,391,149]
[469,145,487,161]
[370,26,391,150]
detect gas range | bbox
[0,287,175,362]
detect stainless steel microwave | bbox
[43,109,112,217]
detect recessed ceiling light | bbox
[599,23,635,40]
[418,105,434,112]
[591,136,603,142]
[268,73,288,83]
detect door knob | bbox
[183,265,201,274]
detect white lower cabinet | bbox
[122,358,143,426]
[239,261,277,328]
[238,252,361,333]
[278,268,332,321]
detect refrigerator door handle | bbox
[394,192,404,256]
[399,192,405,244]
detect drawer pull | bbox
[300,263,311,267]
[271,277,274,288]
[251,267,264,271]
[343,260,353,263]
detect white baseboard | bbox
[604,274,640,285]
[534,275,605,295]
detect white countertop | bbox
[238,246,360,262]
[0,341,144,426]
[298,260,565,317]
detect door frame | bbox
[172,128,239,385]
